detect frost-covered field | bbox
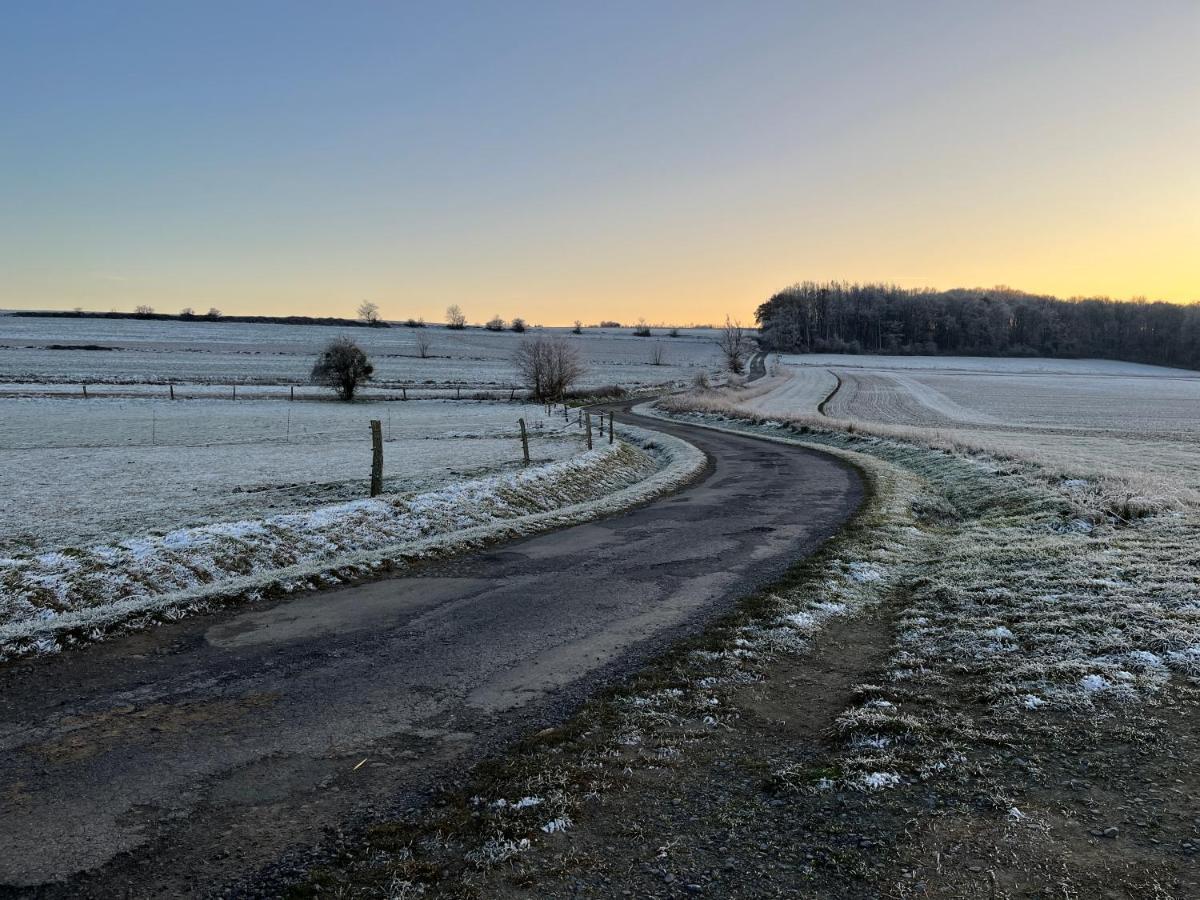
[0,314,726,656]
[753,354,1200,491]
[0,315,724,390]
[0,398,583,552]
[644,377,1200,844]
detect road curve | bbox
[0,407,862,896]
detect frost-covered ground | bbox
[0,422,706,659]
[0,315,724,390]
[0,398,584,552]
[306,392,1200,897]
[752,354,1200,492]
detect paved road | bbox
[0,408,862,896]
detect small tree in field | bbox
[311,337,374,401]
[485,314,506,332]
[718,315,750,374]
[206,307,222,319]
[134,304,155,316]
[513,335,584,401]
[446,305,467,329]
[510,317,527,333]
[415,330,431,358]
[357,300,381,325]
[572,319,583,335]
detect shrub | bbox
[311,337,374,401]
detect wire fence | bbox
[0,401,609,455]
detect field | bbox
[0,314,724,392]
[0,314,723,657]
[0,398,583,553]
[751,353,1200,492]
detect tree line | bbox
[756,281,1200,369]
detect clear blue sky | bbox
[3,1,1197,323]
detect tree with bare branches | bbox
[718,315,750,374]
[513,335,585,401]
[446,305,467,329]
[357,300,381,325]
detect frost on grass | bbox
[643,390,1200,793]
[0,423,705,659]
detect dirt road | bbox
[0,409,861,896]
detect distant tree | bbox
[134,304,155,316]
[598,320,621,329]
[668,327,680,337]
[485,315,506,332]
[357,300,381,325]
[414,330,432,358]
[510,317,527,333]
[180,307,195,318]
[311,337,374,401]
[403,317,425,328]
[718,315,750,374]
[632,318,651,337]
[446,305,467,329]
[72,306,84,315]
[206,307,222,319]
[572,319,583,335]
[650,343,666,366]
[513,335,585,401]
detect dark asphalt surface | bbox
[0,406,861,896]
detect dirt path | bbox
[0,410,862,897]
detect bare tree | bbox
[180,307,195,318]
[134,304,155,316]
[485,315,506,332]
[357,300,381,325]
[446,304,467,329]
[311,337,374,401]
[632,318,651,337]
[206,307,222,319]
[718,315,750,374]
[510,317,527,333]
[650,342,666,366]
[415,330,431,359]
[572,319,583,335]
[513,335,585,401]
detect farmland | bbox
[0,314,724,392]
[0,314,724,658]
[750,353,1200,492]
[0,398,584,553]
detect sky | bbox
[2,1,1197,325]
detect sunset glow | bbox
[2,1,1197,324]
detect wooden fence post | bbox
[585,412,592,450]
[232,384,237,401]
[609,411,615,444]
[169,383,175,400]
[369,420,383,497]
[401,385,407,401]
[456,385,461,400]
[563,404,568,421]
[519,418,530,466]
[82,384,88,399]
[290,385,295,402]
